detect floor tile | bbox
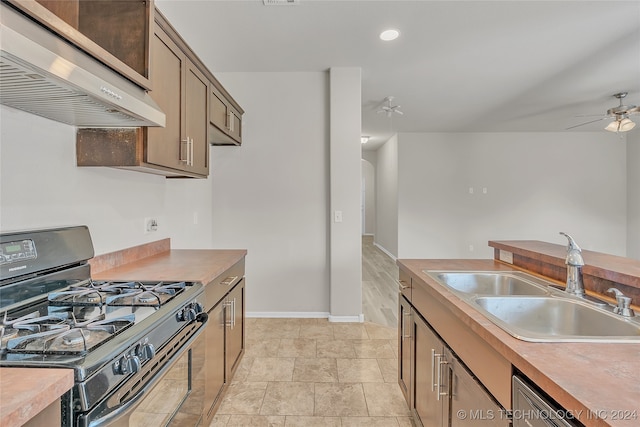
[396,417,418,427]
[226,415,285,426]
[244,339,281,358]
[298,323,335,339]
[352,339,396,359]
[362,383,412,417]
[292,357,339,382]
[260,382,315,416]
[277,338,317,358]
[314,383,369,416]
[216,382,268,415]
[341,416,400,426]
[337,358,384,383]
[377,358,399,383]
[284,415,341,426]
[316,339,356,358]
[246,358,295,382]
[365,322,398,340]
[208,414,230,426]
[332,323,370,339]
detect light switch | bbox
[334,210,343,223]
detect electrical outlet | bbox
[144,217,158,234]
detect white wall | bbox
[628,132,640,259]
[329,67,362,320]
[0,105,187,255]
[375,134,398,257]
[206,72,332,315]
[396,132,627,259]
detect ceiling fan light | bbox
[605,120,621,132]
[619,118,636,132]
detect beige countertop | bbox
[91,249,247,284]
[398,259,640,427]
[0,368,73,427]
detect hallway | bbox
[362,235,398,328]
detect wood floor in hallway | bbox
[362,235,398,328]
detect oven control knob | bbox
[115,354,141,375]
[137,343,156,360]
[193,302,204,314]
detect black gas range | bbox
[0,226,208,426]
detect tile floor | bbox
[209,318,415,427]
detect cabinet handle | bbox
[188,137,194,166]
[431,349,438,392]
[227,111,234,132]
[435,353,448,401]
[224,299,233,328]
[232,297,236,329]
[180,138,189,163]
[402,311,411,339]
[398,280,409,291]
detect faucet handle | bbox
[607,288,635,317]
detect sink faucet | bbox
[559,232,585,297]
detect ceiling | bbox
[155,0,640,150]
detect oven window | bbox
[129,349,190,426]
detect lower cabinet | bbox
[400,295,508,427]
[203,278,245,425]
[204,300,226,421]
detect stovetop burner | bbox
[1,310,135,355]
[48,280,187,307]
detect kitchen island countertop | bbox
[398,258,640,427]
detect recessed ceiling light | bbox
[380,29,400,41]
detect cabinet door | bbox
[184,61,209,176]
[413,313,447,427]
[205,301,226,424]
[398,296,412,405]
[225,279,245,381]
[449,348,510,427]
[147,27,183,170]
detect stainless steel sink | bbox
[428,271,549,296]
[474,296,640,342]
[423,270,640,342]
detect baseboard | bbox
[328,314,365,323]
[246,312,364,323]
[246,311,330,319]
[373,242,397,261]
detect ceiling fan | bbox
[568,92,640,132]
[377,96,404,117]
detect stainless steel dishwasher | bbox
[512,375,582,427]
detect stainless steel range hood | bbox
[0,3,165,128]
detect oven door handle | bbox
[79,315,208,427]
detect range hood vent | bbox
[263,0,300,5]
[0,4,165,128]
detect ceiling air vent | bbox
[263,0,299,5]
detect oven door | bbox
[79,313,208,427]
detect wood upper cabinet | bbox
[76,9,210,178]
[209,81,243,146]
[146,24,209,176]
[6,0,152,89]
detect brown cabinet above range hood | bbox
[0,0,165,128]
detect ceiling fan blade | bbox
[566,117,609,130]
[395,110,404,115]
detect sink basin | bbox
[428,271,549,296]
[474,296,640,342]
